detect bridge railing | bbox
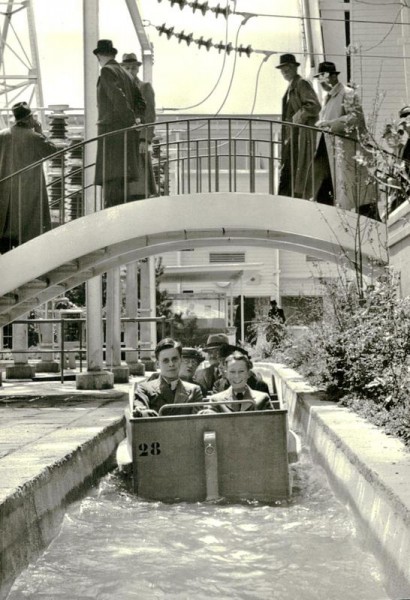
[0,116,394,251]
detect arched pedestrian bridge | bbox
[0,117,387,327]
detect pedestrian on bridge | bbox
[276,53,321,199]
[121,52,157,200]
[0,102,58,253]
[312,61,379,220]
[93,40,146,208]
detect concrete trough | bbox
[254,362,410,597]
[0,389,126,599]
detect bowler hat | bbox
[181,347,205,363]
[122,52,142,66]
[276,53,300,69]
[399,105,410,119]
[93,39,117,56]
[314,61,340,78]
[203,333,229,350]
[12,101,32,122]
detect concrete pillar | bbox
[106,267,129,383]
[76,0,113,391]
[6,313,34,379]
[139,257,156,370]
[36,302,59,372]
[125,262,145,375]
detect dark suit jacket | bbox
[134,376,203,416]
[194,364,219,395]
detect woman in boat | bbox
[206,352,271,413]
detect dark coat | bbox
[194,363,220,395]
[278,74,321,198]
[134,376,203,415]
[94,59,146,207]
[0,125,58,248]
[209,384,271,412]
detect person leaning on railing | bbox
[311,61,380,221]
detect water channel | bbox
[7,447,394,600]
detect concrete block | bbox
[75,370,114,390]
[5,365,35,380]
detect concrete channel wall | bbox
[0,391,127,600]
[255,362,410,596]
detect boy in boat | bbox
[204,351,272,413]
[132,338,204,417]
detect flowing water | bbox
[8,449,392,600]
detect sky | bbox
[2,0,302,115]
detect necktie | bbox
[236,392,244,401]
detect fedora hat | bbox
[122,52,142,66]
[314,61,340,78]
[93,39,117,56]
[276,53,300,69]
[181,347,205,363]
[399,105,410,119]
[12,101,32,122]
[203,333,229,350]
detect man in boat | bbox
[204,352,272,413]
[179,347,207,393]
[133,338,204,417]
[194,333,230,395]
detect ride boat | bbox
[116,380,299,503]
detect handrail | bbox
[0,116,392,251]
[157,398,257,415]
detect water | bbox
[8,449,390,600]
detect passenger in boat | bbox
[212,344,270,395]
[179,347,206,391]
[194,333,230,394]
[133,338,204,417]
[204,352,272,413]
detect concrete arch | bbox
[0,193,387,301]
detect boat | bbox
[116,380,300,503]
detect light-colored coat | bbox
[315,82,375,210]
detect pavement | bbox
[0,372,140,599]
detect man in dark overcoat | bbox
[276,54,321,199]
[0,102,58,252]
[93,39,146,208]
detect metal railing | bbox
[1,315,174,383]
[0,116,394,251]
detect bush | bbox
[270,268,410,446]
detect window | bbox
[209,252,245,263]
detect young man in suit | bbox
[133,338,204,417]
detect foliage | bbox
[272,268,410,446]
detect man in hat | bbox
[312,61,378,219]
[179,347,206,390]
[194,333,230,394]
[0,102,58,252]
[276,53,321,199]
[121,52,157,200]
[93,40,146,208]
[133,338,203,417]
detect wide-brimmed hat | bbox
[276,53,300,69]
[93,39,117,56]
[12,101,32,122]
[314,61,340,78]
[181,347,205,363]
[203,333,229,350]
[122,52,142,66]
